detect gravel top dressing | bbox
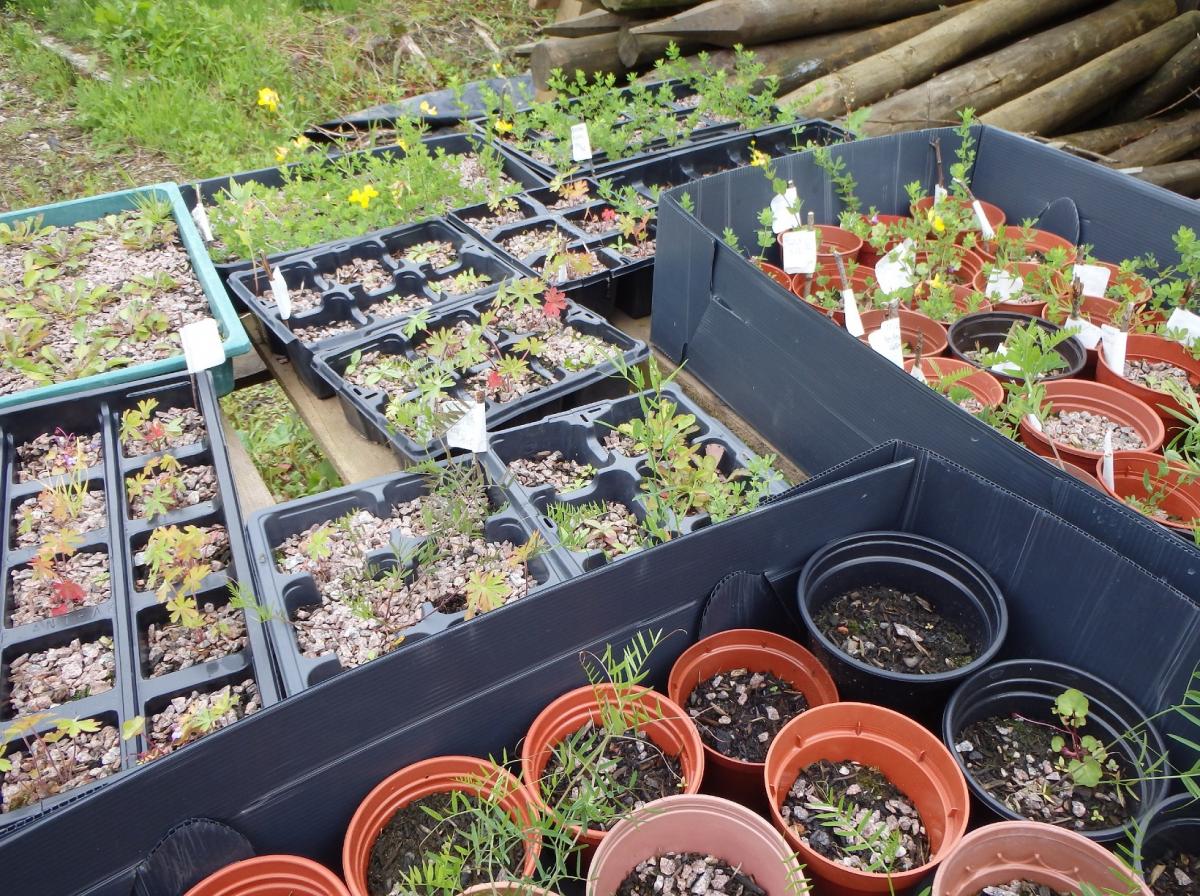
[685,669,809,763]
[616,853,766,896]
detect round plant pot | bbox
[666,629,839,808]
[911,284,992,327]
[904,357,1005,412]
[1131,793,1200,888]
[948,312,1086,383]
[1096,332,1200,436]
[796,531,1007,723]
[793,269,877,319]
[911,195,1006,233]
[858,308,949,358]
[586,794,807,896]
[185,856,351,896]
[1017,378,1165,470]
[953,249,985,286]
[941,659,1168,842]
[1098,450,1200,532]
[972,261,1069,318]
[756,261,792,290]
[1044,294,1121,378]
[1044,456,1105,491]
[520,684,705,850]
[1086,260,1153,305]
[856,214,908,268]
[776,225,865,264]
[764,702,970,896]
[973,225,1077,265]
[343,756,539,896]
[932,821,1152,896]
[460,884,559,896]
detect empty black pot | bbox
[947,311,1086,383]
[1132,793,1200,885]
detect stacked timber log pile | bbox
[519,0,1200,198]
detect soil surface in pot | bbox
[465,365,554,403]
[135,523,230,591]
[146,600,246,677]
[552,500,642,558]
[16,431,103,482]
[331,258,391,293]
[400,240,456,270]
[141,679,260,761]
[10,549,110,625]
[1124,359,1197,397]
[538,326,617,371]
[814,585,977,674]
[267,284,325,316]
[507,450,595,492]
[537,250,605,281]
[501,227,571,259]
[574,209,618,238]
[620,238,656,261]
[617,852,766,896]
[125,458,217,520]
[7,635,115,715]
[367,791,522,896]
[958,396,985,415]
[780,759,929,872]
[368,292,430,321]
[1147,850,1199,896]
[954,716,1131,831]
[977,880,1073,896]
[543,187,594,211]
[685,669,809,763]
[541,721,685,830]
[1,719,120,813]
[464,204,529,232]
[13,483,107,549]
[120,403,206,458]
[1042,411,1144,453]
[294,318,359,343]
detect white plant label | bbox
[555,263,569,284]
[1101,430,1115,490]
[1063,316,1103,350]
[842,288,864,338]
[270,267,292,320]
[972,200,995,239]
[875,239,916,295]
[1025,413,1043,433]
[1073,263,1111,299]
[989,341,1020,375]
[446,400,488,453]
[770,185,802,234]
[781,229,817,275]
[569,122,593,162]
[910,363,927,384]
[868,317,905,367]
[1101,325,1128,376]
[985,271,1024,300]
[190,198,214,243]
[934,184,948,205]
[1166,307,1200,345]
[179,318,225,374]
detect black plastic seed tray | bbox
[0,371,279,832]
[180,132,547,286]
[310,286,648,463]
[244,458,574,697]
[226,220,521,398]
[483,384,789,574]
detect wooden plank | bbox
[219,407,276,515]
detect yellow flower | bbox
[930,274,945,290]
[397,138,409,151]
[419,100,438,116]
[257,87,280,113]
[292,135,310,149]
[931,214,946,235]
[494,119,514,135]
[348,185,380,209]
[274,145,289,163]
[749,147,770,168]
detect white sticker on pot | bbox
[934,184,948,205]
[569,122,593,162]
[1073,263,1111,299]
[782,229,817,275]
[179,318,226,374]
[1025,413,1043,433]
[1063,316,1103,350]
[1166,307,1200,345]
[985,271,1023,300]
[1101,325,1128,376]
[446,400,488,453]
[972,200,995,239]
[270,267,292,320]
[842,288,864,338]
[770,186,802,234]
[868,317,905,367]
[1101,429,1115,490]
[190,198,214,243]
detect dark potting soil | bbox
[975,880,1073,896]
[367,791,523,896]
[616,852,766,896]
[814,584,977,674]
[541,721,685,831]
[1147,850,1200,896]
[685,669,809,763]
[955,716,1132,831]
[780,759,929,872]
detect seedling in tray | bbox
[119,397,206,457]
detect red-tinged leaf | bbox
[543,286,568,319]
[147,421,166,442]
[487,368,505,391]
[51,604,69,617]
[601,207,617,222]
[53,579,87,607]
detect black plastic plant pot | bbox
[947,312,1086,383]
[941,658,1169,842]
[1131,793,1200,884]
[796,530,1007,722]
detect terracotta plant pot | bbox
[776,225,864,264]
[764,702,970,896]
[903,357,1004,412]
[756,261,792,290]
[586,794,807,896]
[1044,456,1105,491]
[520,684,705,850]
[910,284,992,327]
[185,856,351,896]
[972,261,1069,318]
[953,249,985,286]
[1044,294,1122,378]
[858,308,949,358]
[792,269,877,319]
[973,225,1077,265]
[948,312,1087,384]
[343,756,539,896]
[856,213,908,267]
[1096,332,1200,436]
[1098,450,1200,532]
[1131,793,1200,888]
[911,195,1006,234]
[666,629,838,808]
[1017,378,1165,470]
[460,884,559,896]
[931,821,1152,896]
[1080,260,1153,304]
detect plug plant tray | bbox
[311,286,648,463]
[226,220,521,398]
[0,371,279,833]
[0,184,248,408]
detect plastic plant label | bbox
[1073,263,1111,298]
[972,200,995,239]
[875,240,915,295]
[934,184,948,205]
[770,186,802,234]
[1025,413,1043,433]
[842,288,864,338]
[868,317,904,367]
[781,229,817,275]
[446,400,488,453]
[270,268,292,320]
[1166,307,1200,345]
[1063,316,1103,350]
[554,263,569,284]
[910,363,927,384]
[569,122,593,162]
[985,271,1023,300]
[179,318,226,374]
[1101,430,1115,490]
[990,341,1020,375]
[1101,325,1128,376]
[190,198,214,243]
